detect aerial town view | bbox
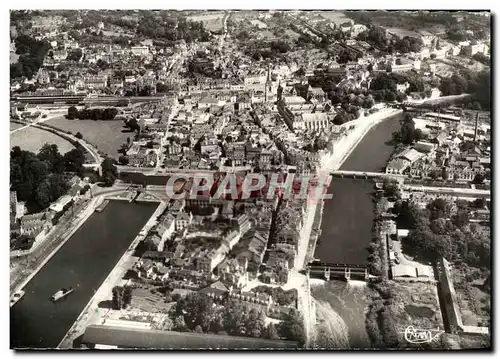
[9,9,491,350]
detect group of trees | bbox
[124,118,141,133]
[112,285,133,309]
[370,72,419,103]
[10,144,85,212]
[10,35,51,80]
[67,106,118,121]
[356,26,388,50]
[333,107,361,125]
[356,26,423,54]
[251,287,298,307]
[243,39,293,61]
[337,48,360,64]
[395,198,490,269]
[101,157,118,186]
[365,280,400,348]
[393,36,424,54]
[439,69,490,110]
[472,53,490,66]
[136,14,211,43]
[170,293,305,346]
[67,48,83,62]
[397,114,423,145]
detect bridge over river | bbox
[331,170,406,181]
[307,262,370,281]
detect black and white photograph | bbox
[7,8,492,351]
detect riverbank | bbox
[294,108,403,269]
[10,194,105,295]
[308,109,404,348]
[58,201,167,348]
[320,107,403,174]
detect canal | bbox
[314,114,402,265]
[10,201,157,349]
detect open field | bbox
[387,281,444,343]
[187,12,225,31]
[46,117,133,159]
[452,266,490,327]
[315,11,350,25]
[10,126,75,154]
[10,121,24,131]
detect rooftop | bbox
[81,325,298,349]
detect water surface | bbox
[10,201,157,349]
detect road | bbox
[404,185,490,198]
[11,116,103,167]
[10,109,67,134]
[33,122,103,166]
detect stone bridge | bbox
[331,170,406,181]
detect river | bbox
[10,201,157,349]
[314,114,402,264]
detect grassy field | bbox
[315,11,351,25]
[187,12,224,31]
[46,117,133,159]
[388,281,444,344]
[10,122,24,131]
[10,126,75,154]
[452,267,490,328]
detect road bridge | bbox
[307,262,369,281]
[331,170,406,181]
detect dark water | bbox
[10,201,157,349]
[314,114,402,264]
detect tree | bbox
[112,286,124,310]
[125,118,140,132]
[122,286,133,308]
[333,112,350,125]
[101,157,118,186]
[265,323,280,340]
[473,173,485,184]
[363,97,375,109]
[38,143,65,173]
[67,106,79,120]
[400,118,417,144]
[473,197,487,209]
[119,143,129,155]
[75,132,83,139]
[435,38,441,50]
[174,293,215,332]
[173,316,188,332]
[67,48,83,62]
[64,148,86,176]
[278,311,306,347]
[118,155,129,165]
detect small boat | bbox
[10,290,25,307]
[51,287,74,302]
[95,200,109,213]
[375,182,383,190]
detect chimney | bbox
[474,111,479,143]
